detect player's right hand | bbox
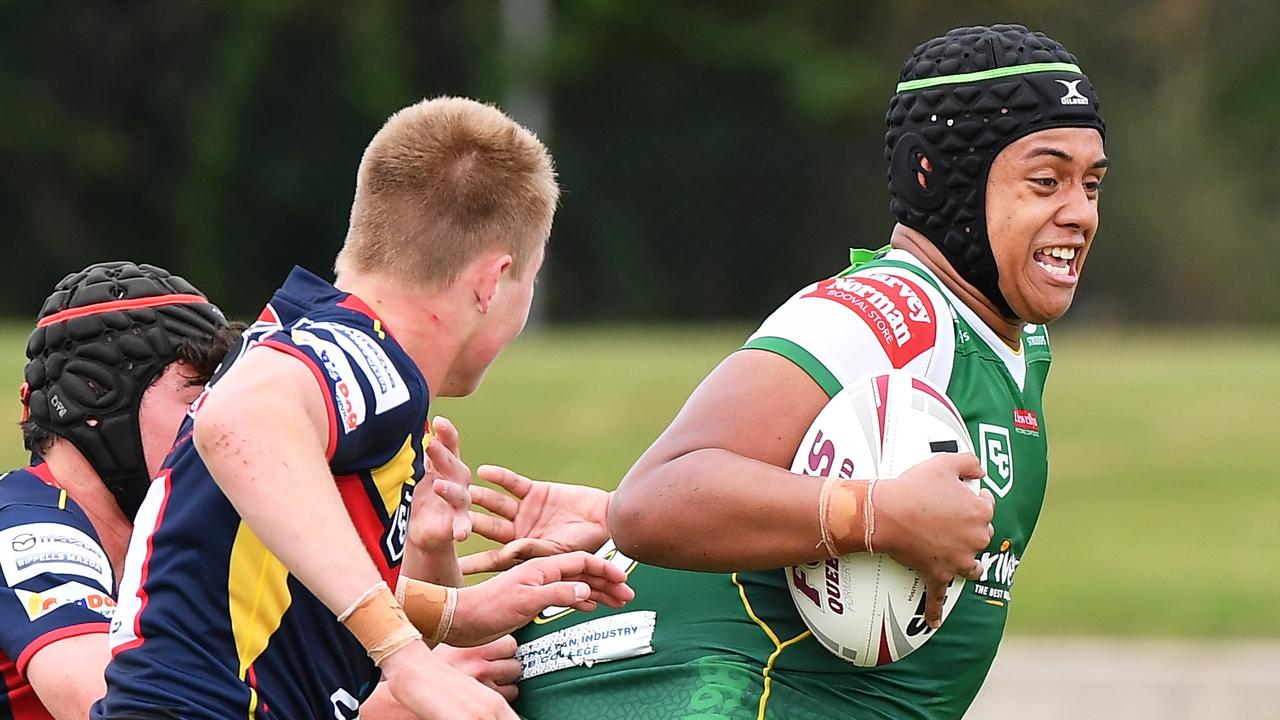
[381,642,517,719]
[411,416,473,552]
[435,636,523,702]
[461,464,612,574]
[872,452,994,629]
[446,551,635,647]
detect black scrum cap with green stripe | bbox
[886,24,1105,317]
[24,262,226,520]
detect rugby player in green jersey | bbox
[462,23,1108,719]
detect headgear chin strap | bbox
[886,24,1105,318]
[24,262,226,520]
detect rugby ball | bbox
[786,370,977,666]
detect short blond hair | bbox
[336,96,559,287]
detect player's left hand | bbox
[446,551,635,647]
[410,416,473,552]
[460,465,611,574]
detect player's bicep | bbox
[26,632,110,720]
[629,349,830,475]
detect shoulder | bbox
[0,468,62,514]
[236,300,426,469]
[745,254,956,395]
[266,314,419,437]
[0,479,111,594]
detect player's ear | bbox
[18,382,30,422]
[473,253,513,314]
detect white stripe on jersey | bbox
[110,472,171,650]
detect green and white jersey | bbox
[515,250,1053,720]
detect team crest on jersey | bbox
[384,481,414,564]
[978,423,1014,497]
[803,272,935,368]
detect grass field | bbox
[2,323,1275,638]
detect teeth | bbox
[1043,246,1077,259]
[1036,260,1071,276]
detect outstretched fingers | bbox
[523,551,629,584]
[458,538,563,575]
[431,416,463,458]
[568,570,635,609]
[477,464,533,499]
[470,485,520,521]
[519,552,634,609]
[468,509,516,545]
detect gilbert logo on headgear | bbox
[1055,79,1090,106]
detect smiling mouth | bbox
[1033,246,1079,279]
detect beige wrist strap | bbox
[395,576,458,645]
[337,581,422,666]
[818,478,873,557]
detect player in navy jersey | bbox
[93,97,633,720]
[0,261,541,720]
[1,262,232,720]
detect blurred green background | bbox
[2,0,1277,642]
[3,0,1278,324]
[2,324,1276,638]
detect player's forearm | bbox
[610,448,830,571]
[400,543,463,587]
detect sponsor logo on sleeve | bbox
[0,523,113,592]
[291,326,368,433]
[305,321,411,415]
[802,272,936,368]
[14,580,116,621]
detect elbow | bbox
[606,485,645,556]
[607,468,668,564]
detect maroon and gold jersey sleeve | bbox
[0,501,114,681]
[254,318,418,473]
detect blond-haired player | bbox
[92,97,632,720]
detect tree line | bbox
[2,0,1274,324]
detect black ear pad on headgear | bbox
[885,24,1106,318]
[23,262,226,520]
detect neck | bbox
[334,272,466,400]
[889,225,1023,350]
[40,443,133,587]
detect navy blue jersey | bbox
[94,267,430,720]
[0,464,115,720]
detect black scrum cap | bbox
[886,24,1105,316]
[23,262,226,519]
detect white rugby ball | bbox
[787,370,978,666]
